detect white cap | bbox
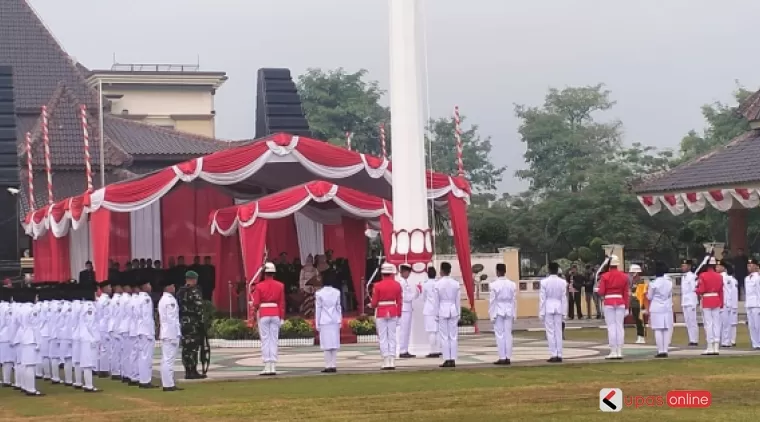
[628,264,642,273]
[609,255,620,267]
[264,262,277,273]
[708,257,717,265]
[380,263,396,275]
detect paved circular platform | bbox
[152,335,759,381]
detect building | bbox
[0,0,245,273]
[632,88,760,258]
[85,63,227,137]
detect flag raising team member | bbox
[371,263,403,370]
[646,262,673,358]
[252,263,285,376]
[597,255,629,360]
[697,257,724,355]
[539,262,567,363]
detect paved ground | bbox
[160,334,759,381]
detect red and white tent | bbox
[23,133,474,311]
[210,180,396,321]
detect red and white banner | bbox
[637,188,760,216]
[23,133,470,239]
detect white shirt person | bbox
[539,263,568,363]
[489,264,517,365]
[158,282,182,391]
[315,282,342,373]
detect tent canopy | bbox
[24,132,470,239]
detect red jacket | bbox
[252,277,286,319]
[371,275,403,318]
[696,270,723,309]
[598,269,630,308]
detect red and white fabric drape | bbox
[638,188,760,216]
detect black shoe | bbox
[328,368,337,373]
[655,353,668,358]
[64,383,73,387]
[163,386,182,392]
[121,377,129,383]
[110,375,121,381]
[688,342,699,346]
[493,359,507,365]
[425,353,439,358]
[35,376,43,380]
[73,385,83,390]
[83,387,101,393]
[13,386,21,390]
[25,391,44,397]
[51,380,61,385]
[139,383,157,389]
[732,343,737,347]
[321,368,331,373]
[399,353,416,358]
[42,377,51,381]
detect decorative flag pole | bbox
[79,104,93,192]
[379,122,387,158]
[25,132,35,210]
[345,131,353,151]
[453,105,464,177]
[42,105,53,204]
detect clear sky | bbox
[28,0,760,193]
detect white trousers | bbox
[110,334,122,376]
[544,313,563,357]
[138,335,154,384]
[121,335,132,380]
[129,336,139,380]
[748,308,760,348]
[399,311,413,354]
[376,317,398,358]
[702,308,721,343]
[720,309,735,346]
[323,349,338,368]
[493,315,514,360]
[438,317,458,361]
[682,306,699,343]
[98,334,110,372]
[258,316,281,364]
[654,328,668,354]
[604,305,626,348]
[161,339,179,388]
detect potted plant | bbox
[349,315,377,342]
[458,307,477,334]
[278,317,315,346]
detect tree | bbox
[678,84,752,162]
[297,68,389,155]
[515,84,622,193]
[425,116,506,192]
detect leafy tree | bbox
[425,116,506,192]
[515,84,622,193]
[297,68,389,155]
[678,84,752,162]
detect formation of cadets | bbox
[0,269,206,397]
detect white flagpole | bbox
[98,80,105,187]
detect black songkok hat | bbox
[749,258,759,266]
[681,259,693,266]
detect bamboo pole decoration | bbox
[80,104,93,192]
[25,132,35,210]
[454,106,464,177]
[379,122,387,158]
[42,105,53,204]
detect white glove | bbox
[642,310,648,315]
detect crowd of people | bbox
[100,256,217,301]
[0,269,208,396]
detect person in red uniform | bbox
[252,262,286,375]
[597,255,630,359]
[371,263,403,370]
[696,257,724,355]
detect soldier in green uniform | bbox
[177,271,206,379]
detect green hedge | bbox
[208,317,315,340]
[458,307,477,326]
[349,315,376,335]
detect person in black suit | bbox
[78,261,96,289]
[565,264,584,319]
[200,256,216,301]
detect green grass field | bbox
[2,347,759,421]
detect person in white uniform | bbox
[59,295,75,386]
[745,258,760,350]
[421,267,441,358]
[109,281,124,380]
[489,263,517,365]
[720,264,738,348]
[646,262,673,358]
[128,282,142,386]
[729,265,739,346]
[136,281,156,388]
[72,295,85,389]
[36,299,51,381]
[95,282,112,378]
[315,277,342,373]
[539,262,567,363]
[17,292,43,396]
[158,279,182,392]
[48,299,63,384]
[78,298,101,393]
[679,259,699,346]
[397,264,419,359]
[435,262,461,368]
[0,290,14,386]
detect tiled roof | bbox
[0,0,99,110]
[103,116,248,158]
[19,170,129,215]
[633,130,760,193]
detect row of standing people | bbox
[0,272,203,396]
